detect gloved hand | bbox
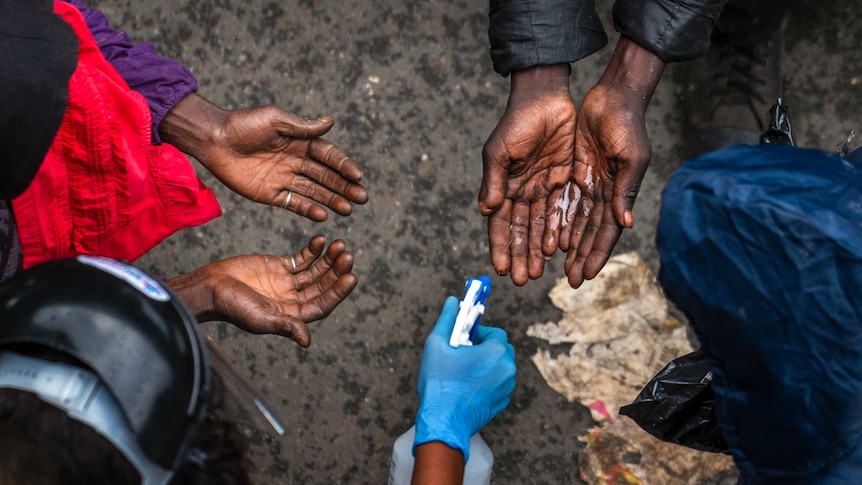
[414,296,516,461]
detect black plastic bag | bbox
[619,350,729,454]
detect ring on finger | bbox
[283,191,293,209]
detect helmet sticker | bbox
[76,256,171,302]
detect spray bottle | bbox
[388,276,495,485]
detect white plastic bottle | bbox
[388,425,493,485]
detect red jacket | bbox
[12,1,221,269]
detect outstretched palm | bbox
[194,235,357,347]
[561,84,651,288]
[201,105,369,222]
[481,90,576,285]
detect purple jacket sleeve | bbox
[63,0,198,144]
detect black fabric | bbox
[717,0,803,34]
[488,0,733,75]
[489,0,607,77]
[0,201,21,284]
[0,0,78,200]
[613,0,728,63]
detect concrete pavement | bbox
[89,0,862,482]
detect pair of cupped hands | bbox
[480,39,665,287]
[159,93,368,348]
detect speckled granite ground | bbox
[89,0,861,483]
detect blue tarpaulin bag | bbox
[655,143,862,482]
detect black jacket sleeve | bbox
[613,0,727,63]
[489,0,608,77]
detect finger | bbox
[240,307,313,347]
[583,197,624,280]
[611,165,646,229]
[284,171,358,216]
[297,155,368,204]
[566,178,606,288]
[273,110,335,139]
[564,238,586,288]
[333,249,355,275]
[295,253,354,306]
[488,200,513,277]
[527,200,546,280]
[428,296,460,340]
[323,238,349,267]
[307,138,365,184]
[509,201,530,286]
[558,181,581,252]
[543,185,566,257]
[272,314,313,348]
[294,251,355,310]
[565,158,596,254]
[295,272,358,324]
[287,235,327,273]
[472,325,509,345]
[478,138,510,215]
[566,193,593,257]
[293,240,349,290]
[277,185,329,222]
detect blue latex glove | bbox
[413,296,517,461]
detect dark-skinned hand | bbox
[160,94,368,222]
[167,235,357,347]
[561,84,651,288]
[560,37,666,288]
[479,65,575,286]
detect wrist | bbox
[158,93,228,163]
[166,266,218,322]
[509,64,571,106]
[412,441,465,485]
[596,37,666,111]
[414,406,471,461]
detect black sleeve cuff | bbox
[613,0,727,63]
[489,0,608,77]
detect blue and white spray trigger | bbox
[449,276,492,348]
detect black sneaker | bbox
[684,8,785,154]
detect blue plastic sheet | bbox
[657,144,862,483]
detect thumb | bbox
[611,164,646,229]
[226,290,313,347]
[478,142,511,216]
[212,281,315,345]
[274,111,335,139]
[269,312,313,348]
[428,296,460,340]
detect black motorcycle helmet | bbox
[0,256,210,485]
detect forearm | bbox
[596,36,666,112]
[165,267,218,322]
[65,0,199,144]
[411,441,465,485]
[158,93,228,162]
